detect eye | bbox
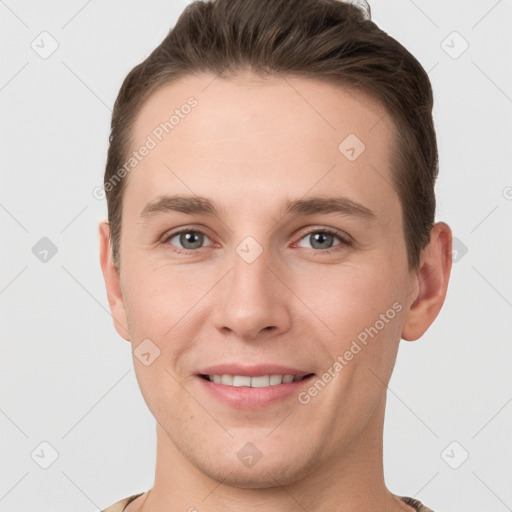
[295,228,350,252]
[165,229,213,252]
[162,227,351,254]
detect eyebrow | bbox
[139,194,376,221]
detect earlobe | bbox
[401,222,453,341]
[98,221,131,341]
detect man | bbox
[99,0,452,510]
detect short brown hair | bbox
[104,0,438,271]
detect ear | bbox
[98,221,130,341]
[402,221,453,341]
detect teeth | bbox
[269,374,283,385]
[233,376,251,387]
[207,374,301,387]
[251,375,270,387]
[221,374,233,385]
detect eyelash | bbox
[162,226,352,255]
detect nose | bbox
[212,240,292,341]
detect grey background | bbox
[1,0,511,510]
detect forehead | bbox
[124,71,399,219]
[132,71,395,150]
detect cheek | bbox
[297,261,403,332]
[121,257,214,338]
[297,263,407,389]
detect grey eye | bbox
[297,231,341,250]
[168,230,209,250]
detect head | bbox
[100,0,451,489]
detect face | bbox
[101,72,431,488]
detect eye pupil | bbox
[310,232,334,249]
[181,231,204,249]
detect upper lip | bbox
[197,364,314,378]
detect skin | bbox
[99,71,452,512]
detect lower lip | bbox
[196,375,315,409]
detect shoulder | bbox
[400,496,436,512]
[101,493,145,512]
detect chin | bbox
[190,446,316,489]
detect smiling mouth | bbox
[198,373,315,388]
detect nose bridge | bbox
[233,236,272,293]
[230,234,277,307]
